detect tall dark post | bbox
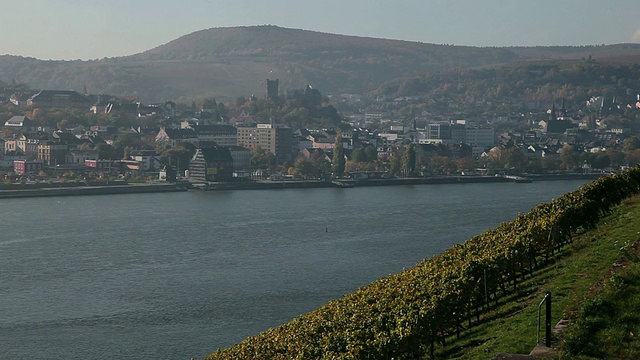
[545,291,552,347]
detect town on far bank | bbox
[1,71,639,189]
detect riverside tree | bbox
[402,143,416,177]
[250,145,276,170]
[332,131,345,177]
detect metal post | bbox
[545,291,552,347]
[537,292,552,346]
[484,268,488,308]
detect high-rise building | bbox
[237,123,293,164]
[426,123,451,140]
[188,125,238,147]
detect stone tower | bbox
[266,79,279,101]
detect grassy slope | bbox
[440,196,640,359]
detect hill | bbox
[2,26,640,103]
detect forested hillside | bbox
[2,26,640,102]
[375,60,640,104]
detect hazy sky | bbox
[3,0,640,60]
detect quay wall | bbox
[0,183,185,199]
[352,176,508,187]
[193,180,335,191]
[0,173,604,196]
[195,176,510,191]
[194,173,605,191]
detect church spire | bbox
[549,102,557,121]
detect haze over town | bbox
[2,0,640,60]
[3,1,640,359]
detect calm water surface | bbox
[0,180,588,359]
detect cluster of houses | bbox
[0,109,493,182]
[7,89,176,117]
[0,116,161,179]
[0,84,345,183]
[1,83,636,183]
[343,94,636,168]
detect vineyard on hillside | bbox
[206,168,640,359]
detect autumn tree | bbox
[293,150,331,178]
[387,149,403,177]
[579,151,610,169]
[250,145,276,170]
[559,144,580,170]
[626,149,640,166]
[402,143,416,177]
[606,149,625,168]
[623,136,640,153]
[113,133,139,159]
[541,156,561,172]
[94,143,114,160]
[364,145,378,163]
[455,157,476,173]
[282,108,311,129]
[331,131,345,177]
[345,160,375,173]
[351,147,366,163]
[503,147,527,171]
[161,143,196,173]
[486,146,506,168]
[429,155,456,175]
[293,156,316,179]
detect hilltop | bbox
[2,26,640,102]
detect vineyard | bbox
[205,167,640,360]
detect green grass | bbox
[437,196,640,359]
[560,231,640,359]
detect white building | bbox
[189,125,238,147]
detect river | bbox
[0,180,588,359]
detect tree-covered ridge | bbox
[2,26,640,102]
[135,25,515,62]
[376,60,640,102]
[205,167,640,359]
[135,27,640,66]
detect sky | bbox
[2,0,640,60]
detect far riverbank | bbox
[193,173,605,191]
[0,173,604,198]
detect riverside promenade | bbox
[0,182,186,198]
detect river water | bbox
[0,180,588,359]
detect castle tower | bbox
[266,79,279,101]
